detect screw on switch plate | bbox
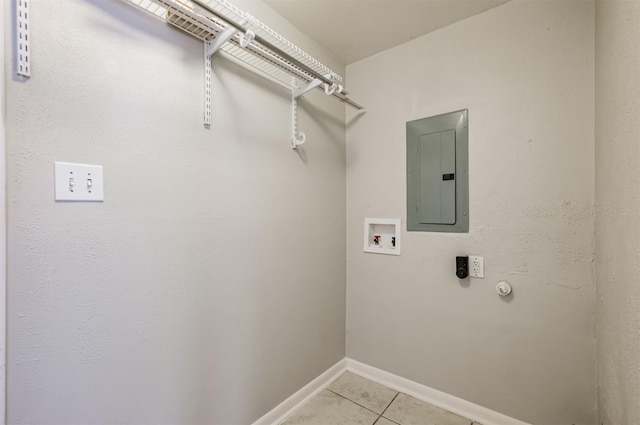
[469,255,484,278]
[54,162,104,202]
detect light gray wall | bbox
[4,0,346,423]
[595,1,640,424]
[345,1,596,424]
[0,0,6,421]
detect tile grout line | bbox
[326,388,401,421]
[326,389,382,416]
[378,392,401,424]
[380,392,399,416]
[372,414,400,425]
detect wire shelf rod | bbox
[199,0,341,82]
[190,0,337,88]
[161,0,319,85]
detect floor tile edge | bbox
[345,358,531,425]
[251,359,347,425]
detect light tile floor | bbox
[281,372,482,425]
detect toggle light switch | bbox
[54,162,104,202]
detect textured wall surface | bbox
[4,0,346,423]
[0,1,6,422]
[345,1,596,424]
[595,1,640,424]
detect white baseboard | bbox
[345,358,531,425]
[252,357,530,425]
[251,358,347,425]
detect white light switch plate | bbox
[54,162,104,202]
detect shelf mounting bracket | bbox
[15,0,30,78]
[206,26,239,57]
[291,86,305,149]
[204,26,255,128]
[291,78,324,148]
[293,78,323,99]
[203,43,212,128]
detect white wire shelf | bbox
[124,0,363,109]
[123,0,364,146]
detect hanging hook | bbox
[324,83,337,96]
[292,131,306,149]
[239,30,255,48]
[324,83,344,96]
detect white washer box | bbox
[363,218,401,256]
